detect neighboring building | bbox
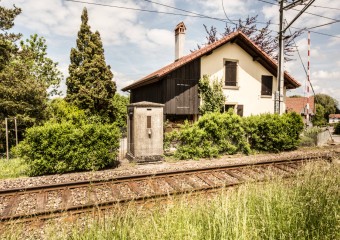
[329,114,340,124]
[122,22,300,121]
[286,96,315,125]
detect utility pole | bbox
[275,0,315,114]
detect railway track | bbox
[0,155,333,223]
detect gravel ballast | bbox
[0,146,339,191]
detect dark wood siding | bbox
[130,58,201,115]
[130,81,163,103]
[164,58,200,115]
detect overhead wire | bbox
[142,0,236,25]
[66,0,340,39]
[257,0,340,22]
[65,0,234,23]
[221,0,237,25]
[257,0,340,38]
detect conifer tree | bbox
[66,8,116,121]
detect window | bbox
[223,104,243,117]
[225,61,237,86]
[261,75,273,96]
[147,116,151,128]
[237,105,244,117]
[224,104,235,112]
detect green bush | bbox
[334,122,340,135]
[244,112,304,152]
[165,112,304,159]
[165,112,251,159]
[15,121,121,176]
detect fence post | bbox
[14,117,18,146]
[5,118,9,160]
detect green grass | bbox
[2,162,339,240]
[0,158,28,179]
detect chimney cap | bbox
[175,22,186,34]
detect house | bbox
[329,114,340,124]
[286,96,315,125]
[122,22,300,121]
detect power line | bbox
[304,4,340,11]
[307,20,339,30]
[66,0,340,39]
[256,0,340,38]
[65,0,233,23]
[257,0,340,22]
[221,0,237,25]
[142,0,236,25]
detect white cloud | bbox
[150,0,176,13]
[196,0,249,18]
[313,70,340,80]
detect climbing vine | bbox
[198,75,226,115]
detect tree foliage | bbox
[20,34,63,96]
[66,7,116,122]
[198,75,226,114]
[197,15,303,61]
[0,3,62,153]
[112,93,129,129]
[312,103,327,126]
[314,94,339,122]
[0,2,21,70]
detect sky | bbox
[2,0,340,104]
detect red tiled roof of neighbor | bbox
[286,96,315,114]
[122,31,301,91]
[329,114,340,119]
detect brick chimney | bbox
[174,22,186,61]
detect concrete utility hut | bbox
[127,101,164,163]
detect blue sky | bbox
[3,0,340,104]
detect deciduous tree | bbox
[197,15,303,61]
[0,3,62,152]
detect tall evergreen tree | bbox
[66,8,116,121]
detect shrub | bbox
[244,112,304,152]
[165,112,251,159]
[334,122,340,135]
[15,121,121,176]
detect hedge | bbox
[165,112,304,159]
[15,121,121,176]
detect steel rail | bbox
[0,154,335,223]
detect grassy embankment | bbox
[2,162,339,240]
[0,158,28,179]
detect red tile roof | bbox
[286,96,315,114]
[329,114,340,119]
[122,31,300,91]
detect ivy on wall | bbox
[198,75,226,115]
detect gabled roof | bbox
[286,96,315,115]
[329,114,340,119]
[122,31,300,91]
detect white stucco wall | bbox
[200,42,286,116]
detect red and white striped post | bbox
[306,31,311,125]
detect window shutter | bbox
[237,105,244,117]
[225,61,237,86]
[261,76,273,95]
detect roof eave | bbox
[122,75,160,91]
